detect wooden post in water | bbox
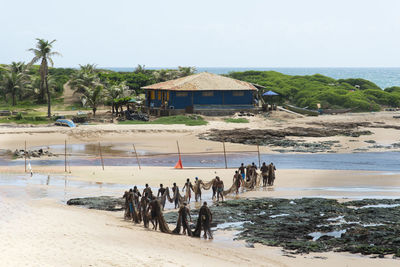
[133,144,141,170]
[24,140,27,173]
[98,142,104,170]
[223,142,228,169]
[64,140,67,172]
[176,140,181,158]
[257,144,261,168]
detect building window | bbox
[202,91,214,97]
[233,91,244,96]
[150,91,155,100]
[167,91,170,101]
[176,92,188,97]
[158,91,162,100]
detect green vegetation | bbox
[119,115,207,126]
[224,118,249,123]
[228,71,400,112]
[0,113,53,124]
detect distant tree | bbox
[69,64,101,95]
[1,62,30,106]
[81,85,104,117]
[105,81,130,114]
[29,38,61,117]
[177,66,196,77]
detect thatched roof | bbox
[142,72,257,91]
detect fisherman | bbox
[260,162,269,187]
[172,182,180,209]
[239,163,246,181]
[147,196,171,233]
[142,184,153,198]
[199,201,213,239]
[246,164,252,182]
[182,178,194,203]
[140,193,150,228]
[233,171,242,195]
[157,184,167,210]
[178,202,192,236]
[212,176,218,199]
[216,176,224,202]
[268,162,277,186]
[133,186,141,209]
[193,177,203,202]
[127,189,134,219]
[122,190,130,219]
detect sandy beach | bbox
[2,111,400,266]
[1,166,400,266]
[1,111,400,155]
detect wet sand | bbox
[1,111,400,155]
[2,167,400,266]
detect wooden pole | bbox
[133,144,141,170]
[64,140,67,172]
[176,140,181,158]
[98,142,104,170]
[257,144,261,168]
[24,140,27,173]
[223,142,227,169]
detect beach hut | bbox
[142,72,258,114]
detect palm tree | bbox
[29,38,61,117]
[69,64,101,95]
[105,81,129,114]
[1,62,30,106]
[80,85,104,117]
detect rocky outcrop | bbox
[67,196,124,211]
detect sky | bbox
[1,0,400,68]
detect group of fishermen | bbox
[122,181,214,239]
[121,161,276,239]
[234,162,277,194]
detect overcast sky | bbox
[1,0,400,68]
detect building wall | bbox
[146,90,254,109]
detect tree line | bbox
[0,38,196,118]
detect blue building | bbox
[142,72,258,112]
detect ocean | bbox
[106,67,400,89]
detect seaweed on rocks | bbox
[67,196,124,211]
[165,198,400,256]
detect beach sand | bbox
[2,111,400,266]
[1,111,400,155]
[1,166,400,266]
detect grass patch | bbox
[0,116,52,125]
[119,115,208,126]
[224,118,249,123]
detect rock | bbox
[67,196,124,211]
[245,242,255,248]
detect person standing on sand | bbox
[261,162,269,187]
[199,202,213,239]
[122,190,130,219]
[133,186,141,209]
[239,163,246,181]
[233,171,242,195]
[182,178,194,203]
[140,193,150,228]
[178,202,192,236]
[143,184,153,198]
[216,176,224,202]
[194,177,204,202]
[268,162,276,186]
[212,176,218,199]
[157,184,167,210]
[172,183,180,209]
